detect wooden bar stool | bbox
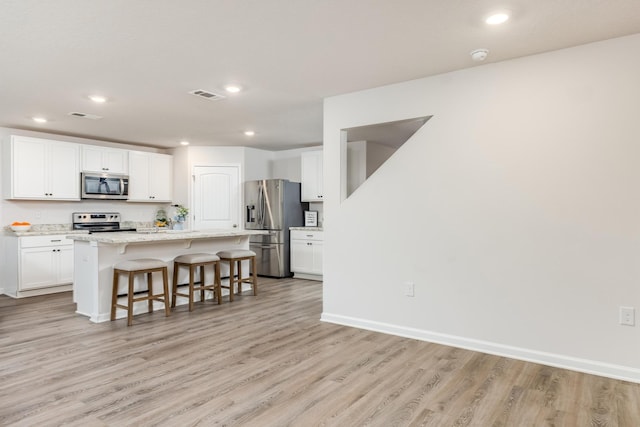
[216,249,258,302]
[111,258,170,326]
[171,253,222,311]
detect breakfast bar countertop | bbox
[67,229,267,244]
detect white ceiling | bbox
[2,1,640,151]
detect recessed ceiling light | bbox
[89,95,107,103]
[32,117,47,123]
[180,140,190,146]
[485,12,509,25]
[225,84,242,93]
[244,130,255,136]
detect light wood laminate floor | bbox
[1,278,639,426]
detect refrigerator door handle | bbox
[257,183,265,226]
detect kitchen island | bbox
[68,229,265,323]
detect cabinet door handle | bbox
[50,239,62,242]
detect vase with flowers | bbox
[172,205,189,230]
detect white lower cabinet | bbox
[290,230,323,280]
[3,235,74,297]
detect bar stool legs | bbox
[171,253,222,311]
[217,249,258,302]
[111,259,170,326]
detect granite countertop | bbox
[67,229,267,244]
[290,226,323,231]
[5,221,154,237]
[4,224,85,237]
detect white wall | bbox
[366,142,396,178]
[322,34,640,382]
[271,146,321,182]
[346,141,366,196]
[245,147,273,181]
[346,140,397,197]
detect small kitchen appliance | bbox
[72,212,137,233]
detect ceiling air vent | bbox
[188,89,226,101]
[68,112,103,120]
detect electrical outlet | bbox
[404,281,414,297]
[619,306,635,326]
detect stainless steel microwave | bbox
[81,172,129,200]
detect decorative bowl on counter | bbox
[11,224,32,231]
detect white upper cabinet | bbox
[6,135,80,200]
[128,151,173,202]
[81,145,128,174]
[301,150,323,202]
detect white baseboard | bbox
[320,312,640,384]
[293,273,323,281]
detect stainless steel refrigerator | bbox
[245,179,308,277]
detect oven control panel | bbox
[73,212,121,224]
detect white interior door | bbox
[193,166,240,230]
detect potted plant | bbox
[173,205,189,230]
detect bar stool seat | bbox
[111,258,170,326]
[172,253,222,311]
[217,249,258,302]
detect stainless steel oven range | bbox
[72,212,137,233]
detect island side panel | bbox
[73,240,100,321]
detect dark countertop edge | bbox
[7,230,89,237]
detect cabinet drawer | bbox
[20,235,73,248]
[291,230,323,241]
